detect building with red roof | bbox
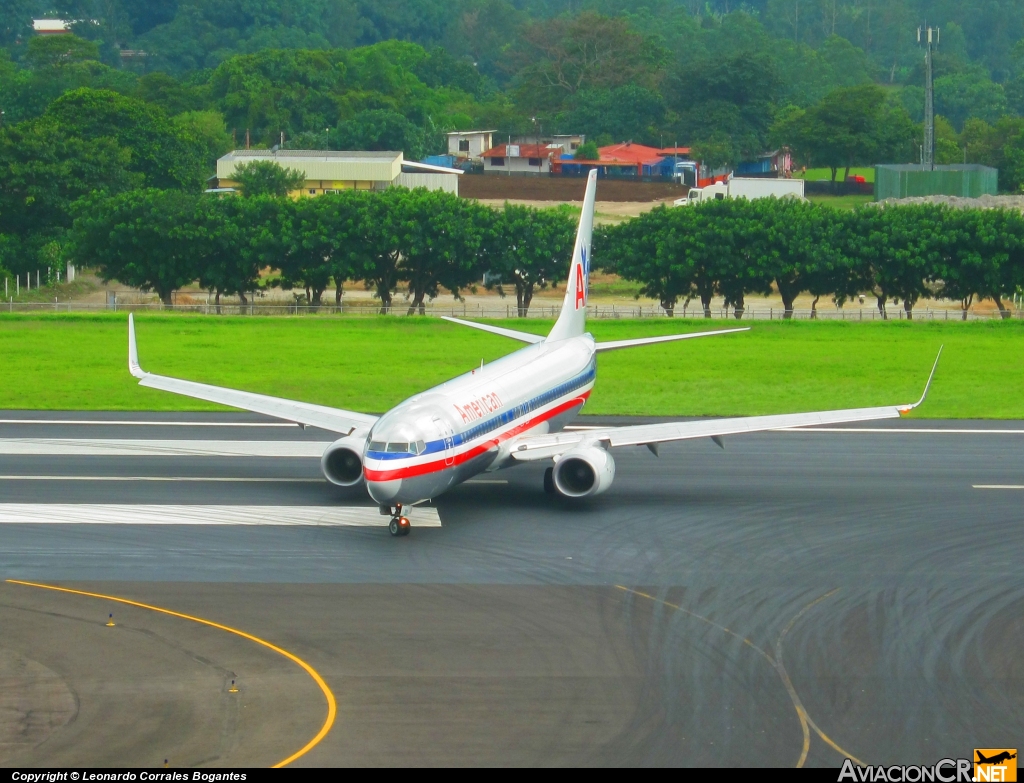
[560,141,698,181]
[481,143,558,175]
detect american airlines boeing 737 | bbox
[127,170,941,535]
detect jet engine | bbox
[552,446,615,498]
[320,436,366,487]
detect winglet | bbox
[899,345,942,413]
[128,313,146,379]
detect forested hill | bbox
[1,1,1023,180]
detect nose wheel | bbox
[387,504,411,537]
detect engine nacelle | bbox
[320,436,366,487]
[553,446,615,498]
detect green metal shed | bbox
[874,164,998,200]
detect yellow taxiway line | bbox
[616,584,865,768]
[5,578,336,768]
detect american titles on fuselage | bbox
[454,392,503,424]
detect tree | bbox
[668,53,782,165]
[934,70,1007,131]
[556,85,667,147]
[960,117,1024,192]
[24,34,100,68]
[601,206,689,316]
[751,197,848,318]
[72,189,201,305]
[773,84,915,180]
[574,140,600,161]
[334,109,433,161]
[0,118,140,271]
[512,12,666,111]
[207,48,345,144]
[0,0,35,47]
[194,195,271,308]
[278,195,359,307]
[232,160,306,198]
[700,199,774,319]
[172,110,233,169]
[847,205,951,320]
[487,204,576,317]
[41,88,207,190]
[399,189,488,314]
[939,208,1024,319]
[349,187,410,313]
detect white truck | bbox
[675,176,805,206]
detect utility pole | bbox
[918,25,939,170]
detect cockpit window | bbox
[368,441,386,452]
[386,442,410,453]
[415,440,426,454]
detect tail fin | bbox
[547,169,597,342]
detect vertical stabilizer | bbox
[547,169,597,342]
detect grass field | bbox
[1,313,1022,418]
[797,167,875,182]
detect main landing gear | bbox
[383,503,411,537]
[544,467,555,494]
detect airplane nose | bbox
[366,478,402,504]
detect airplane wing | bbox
[440,316,545,344]
[510,347,943,462]
[595,327,749,352]
[128,315,377,435]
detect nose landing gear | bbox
[384,503,411,537]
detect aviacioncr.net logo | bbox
[838,758,973,782]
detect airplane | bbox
[977,752,1016,765]
[126,169,942,536]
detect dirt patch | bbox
[876,194,1024,210]
[460,175,687,202]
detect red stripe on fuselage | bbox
[363,390,591,482]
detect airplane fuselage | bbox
[363,334,596,504]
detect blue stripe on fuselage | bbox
[366,359,596,461]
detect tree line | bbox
[598,198,1024,320]
[69,187,577,314]
[56,184,1024,321]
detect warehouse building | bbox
[211,150,461,196]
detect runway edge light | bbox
[106,613,115,627]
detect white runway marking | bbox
[777,427,1024,434]
[0,475,323,482]
[973,485,1024,490]
[0,504,441,527]
[0,439,330,457]
[0,420,298,427]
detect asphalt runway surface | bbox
[0,411,1021,767]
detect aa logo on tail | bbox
[975,749,1017,782]
[574,245,589,310]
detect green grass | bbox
[806,194,875,210]
[797,167,875,182]
[1,313,1022,418]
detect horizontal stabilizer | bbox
[595,327,748,352]
[440,316,545,344]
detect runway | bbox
[0,411,1021,766]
